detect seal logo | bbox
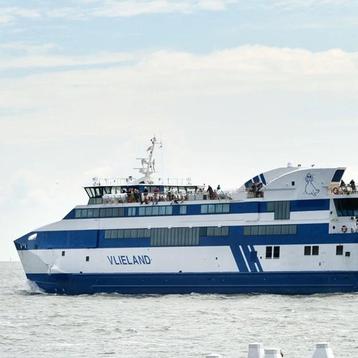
[305,173,320,197]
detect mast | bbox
[135,137,162,183]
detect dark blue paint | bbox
[26,271,358,295]
[63,199,330,220]
[15,223,358,251]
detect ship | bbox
[14,138,358,294]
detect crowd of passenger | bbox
[102,185,227,204]
[338,180,357,194]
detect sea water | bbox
[0,262,357,358]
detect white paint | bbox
[263,349,281,358]
[240,245,250,272]
[248,343,264,358]
[255,244,358,272]
[18,246,238,274]
[312,343,335,358]
[34,211,330,232]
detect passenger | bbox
[153,187,159,204]
[130,189,135,203]
[350,180,356,192]
[134,189,140,203]
[208,185,214,200]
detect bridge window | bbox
[334,198,358,217]
[304,246,311,255]
[201,204,230,214]
[267,201,290,220]
[179,205,187,215]
[243,225,296,236]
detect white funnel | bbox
[312,343,335,358]
[248,343,264,358]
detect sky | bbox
[1,0,358,261]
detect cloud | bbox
[0,7,41,24]
[1,45,358,260]
[271,0,354,9]
[1,45,358,77]
[92,0,236,17]
[0,0,356,26]
[0,0,236,25]
[0,51,136,70]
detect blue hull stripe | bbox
[27,271,358,295]
[241,245,256,273]
[230,245,249,273]
[249,244,263,272]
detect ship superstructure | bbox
[15,138,358,294]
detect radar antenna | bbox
[135,137,162,183]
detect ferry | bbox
[14,138,358,294]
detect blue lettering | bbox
[107,254,152,265]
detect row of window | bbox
[303,245,350,257]
[104,226,230,245]
[205,226,229,237]
[201,204,230,214]
[105,229,151,239]
[267,201,290,220]
[151,227,200,247]
[265,245,352,260]
[73,200,306,219]
[75,207,125,218]
[265,246,280,259]
[138,206,173,216]
[304,245,319,256]
[243,225,297,236]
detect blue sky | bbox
[2,1,358,60]
[1,0,358,260]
